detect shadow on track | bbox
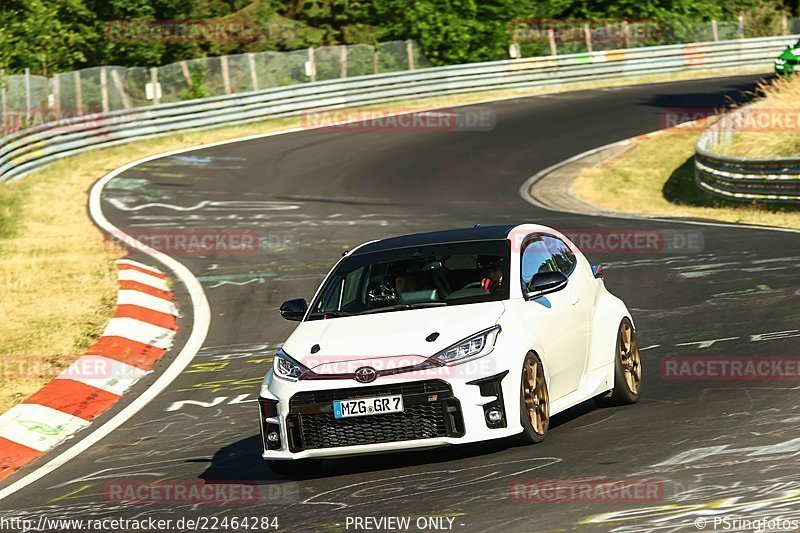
[196,399,608,482]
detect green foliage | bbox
[180,68,211,100]
[0,0,795,74]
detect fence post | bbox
[100,67,109,113]
[547,28,557,56]
[220,55,232,94]
[74,70,83,115]
[782,15,789,35]
[339,45,347,78]
[406,39,415,70]
[622,20,630,48]
[179,60,192,87]
[737,13,744,39]
[711,20,719,41]
[1,70,6,133]
[109,69,131,109]
[583,23,592,52]
[372,46,379,74]
[24,68,31,122]
[308,47,317,82]
[52,74,60,119]
[150,67,160,105]
[247,53,258,91]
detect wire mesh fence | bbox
[0,40,429,135]
[1,15,797,136]
[512,17,798,59]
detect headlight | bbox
[273,348,309,381]
[775,58,786,65]
[428,326,501,366]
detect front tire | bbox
[604,317,641,405]
[517,352,549,444]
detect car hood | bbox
[779,47,800,60]
[282,301,506,372]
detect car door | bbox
[520,234,590,400]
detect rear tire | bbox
[603,317,641,405]
[267,459,321,478]
[517,352,549,444]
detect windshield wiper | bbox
[359,302,448,315]
[307,310,354,319]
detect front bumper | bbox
[259,369,519,460]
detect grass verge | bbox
[572,127,800,229]
[0,64,775,413]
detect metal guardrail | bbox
[2,35,795,184]
[695,106,800,204]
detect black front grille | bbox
[286,380,464,452]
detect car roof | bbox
[351,225,517,255]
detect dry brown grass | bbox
[572,127,800,229]
[716,74,800,158]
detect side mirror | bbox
[279,298,308,321]
[526,271,568,299]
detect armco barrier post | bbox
[547,29,557,56]
[340,46,347,78]
[406,40,415,70]
[711,20,719,41]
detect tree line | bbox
[0,0,794,76]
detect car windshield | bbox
[308,240,510,319]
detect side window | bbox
[520,236,558,290]
[542,235,576,275]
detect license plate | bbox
[333,395,404,419]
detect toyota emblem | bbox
[354,366,378,383]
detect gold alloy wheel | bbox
[522,358,549,435]
[619,320,642,394]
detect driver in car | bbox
[478,257,504,293]
[395,273,418,294]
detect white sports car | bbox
[258,224,641,474]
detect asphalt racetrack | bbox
[2,73,800,532]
